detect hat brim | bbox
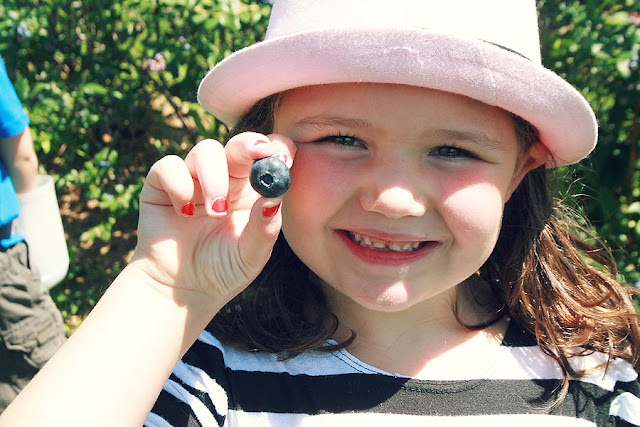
[198,28,597,166]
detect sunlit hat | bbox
[198,0,597,166]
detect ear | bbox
[506,142,548,200]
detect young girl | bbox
[2,0,639,425]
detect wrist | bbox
[121,262,224,320]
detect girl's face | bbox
[276,83,541,315]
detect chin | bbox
[348,283,417,312]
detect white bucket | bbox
[12,175,69,291]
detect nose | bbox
[359,167,427,218]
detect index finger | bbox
[184,138,230,217]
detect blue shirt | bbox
[0,54,30,249]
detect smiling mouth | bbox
[348,231,426,253]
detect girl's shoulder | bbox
[500,322,638,386]
[497,323,639,425]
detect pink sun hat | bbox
[198,0,597,166]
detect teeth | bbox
[349,232,423,252]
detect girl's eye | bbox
[432,145,476,159]
[315,135,364,148]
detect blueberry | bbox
[250,157,291,198]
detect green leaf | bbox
[13,75,30,100]
[626,201,640,214]
[80,82,108,96]
[37,132,52,154]
[616,59,631,78]
[605,11,630,26]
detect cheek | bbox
[285,150,326,207]
[440,177,507,241]
[281,149,354,273]
[282,148,344,231]
[284,147,353,207]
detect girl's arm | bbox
[0,264,222,426]
[0,133,295,426]
[0,127,38,193]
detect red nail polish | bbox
[262,203,281,218]
[212,197,228,213]
[253,139,269,146]
[181,202,195,216]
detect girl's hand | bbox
[130,132,296,306]
[0,132,296,425]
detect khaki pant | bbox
[0,242,66,412]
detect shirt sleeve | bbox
[0,54,30,138]
[609,374,640,426]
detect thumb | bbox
[238,198,283,272]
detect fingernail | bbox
[181,202,195,216]
[273,153,290,166]
[211,197,228,214]
[262,203,281,218]
[253,139,269,146]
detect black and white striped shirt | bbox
[146,324,640,426]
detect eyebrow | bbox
[292,115,373,131]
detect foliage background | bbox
[0,0,638,331]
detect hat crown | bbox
[266,0,542,63]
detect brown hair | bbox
[209,94,640,397]
[211,94,351,354]
[480,116,640,405]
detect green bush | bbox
[539,0,640,286]
[0,0,638,328]
[0,0,270,327]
